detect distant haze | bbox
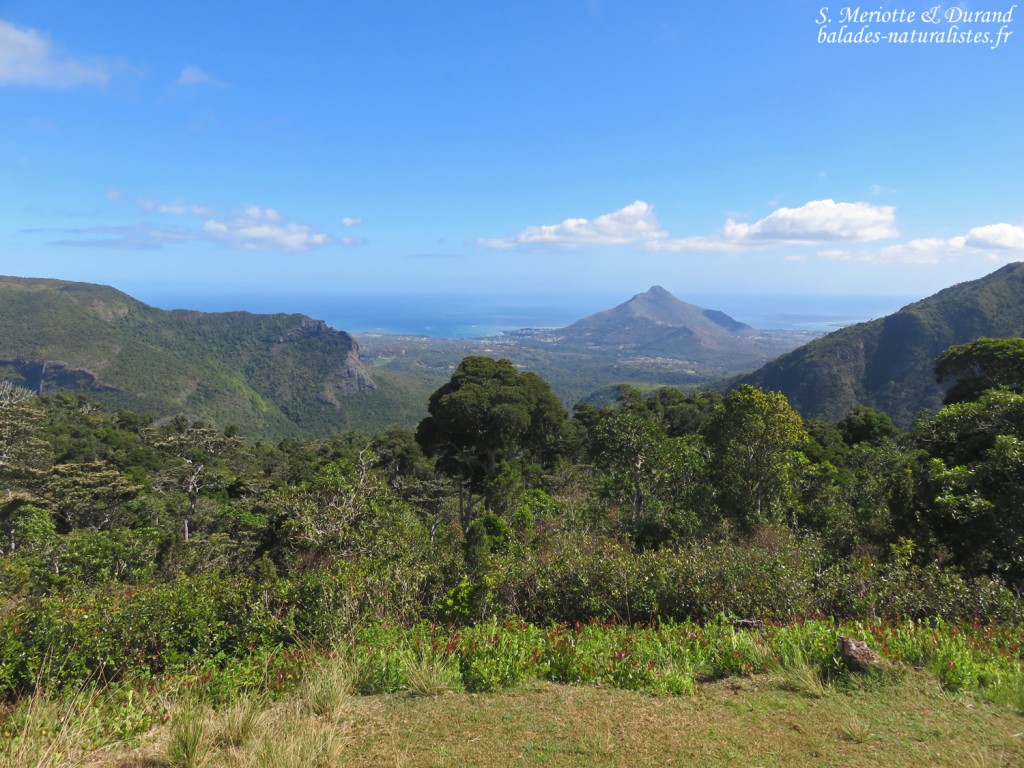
[127,287,915,339]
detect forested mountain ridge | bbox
[20,267,1015,438]
[0,276,428,438]
[0,277,812,439]
[732,262,1024,427]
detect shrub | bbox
[457,620,541,693]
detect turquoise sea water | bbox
[134,290,916,339]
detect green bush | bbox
[816,558,1023,623]
[457,620,541,693]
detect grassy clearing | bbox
[3,619,1022,767]
[76,673,1024,768]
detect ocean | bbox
[134,290,917,339]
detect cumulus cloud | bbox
[722,199,898,243]
[480,199,899,254]
[811,222,1024,265]
[173,65,227,88]
[203,207,331,251]
[0,19,110,87]
[648,199,898,254]
[478,200,667,249]
[341,216,363,227]
[965,223,1024,251]
[477,197,1024,271]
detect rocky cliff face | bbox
[319,344,378,404]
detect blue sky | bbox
[2,1,1023,308]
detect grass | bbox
[165,709,210,768]
[838,715,873,744]
[247,701,351,768]
[302,655,356,720]
[402,647,462,697]
[0,690,89,768]
[78,672,1023,767]
[215,695,264,749]
[6,618,1023,767]
[774,657,830,699]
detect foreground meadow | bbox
[90,675,1023,768]
[4,620,1022,768]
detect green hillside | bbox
[0,276,425,438]
[0,277,813,439]
[733,262,1024,426]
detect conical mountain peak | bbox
[557,285,753,347]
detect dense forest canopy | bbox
[1,344,1023,700]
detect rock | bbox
[732,619,764,631]
[838,636,883,672]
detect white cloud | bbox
[341,216,363,227]
[812,222,1024,265]
[477,197,1024,271]
[723,199,898,243]
[480,198,900,255]
[0,19,110,87]
[478,200,667,249]
[202,207,330,251]
[46,200,351,252]
[173,65,227,88]
[649,199,898,254]
[964,223,1024,251]
[875,237,966,264]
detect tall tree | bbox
[149,420,241,541]
[704,385,809,531]
[41,461,143,532]
[917,388,1024,582]
[588,409,707,543]
[0,382,51,499]
[415,357,567,531]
